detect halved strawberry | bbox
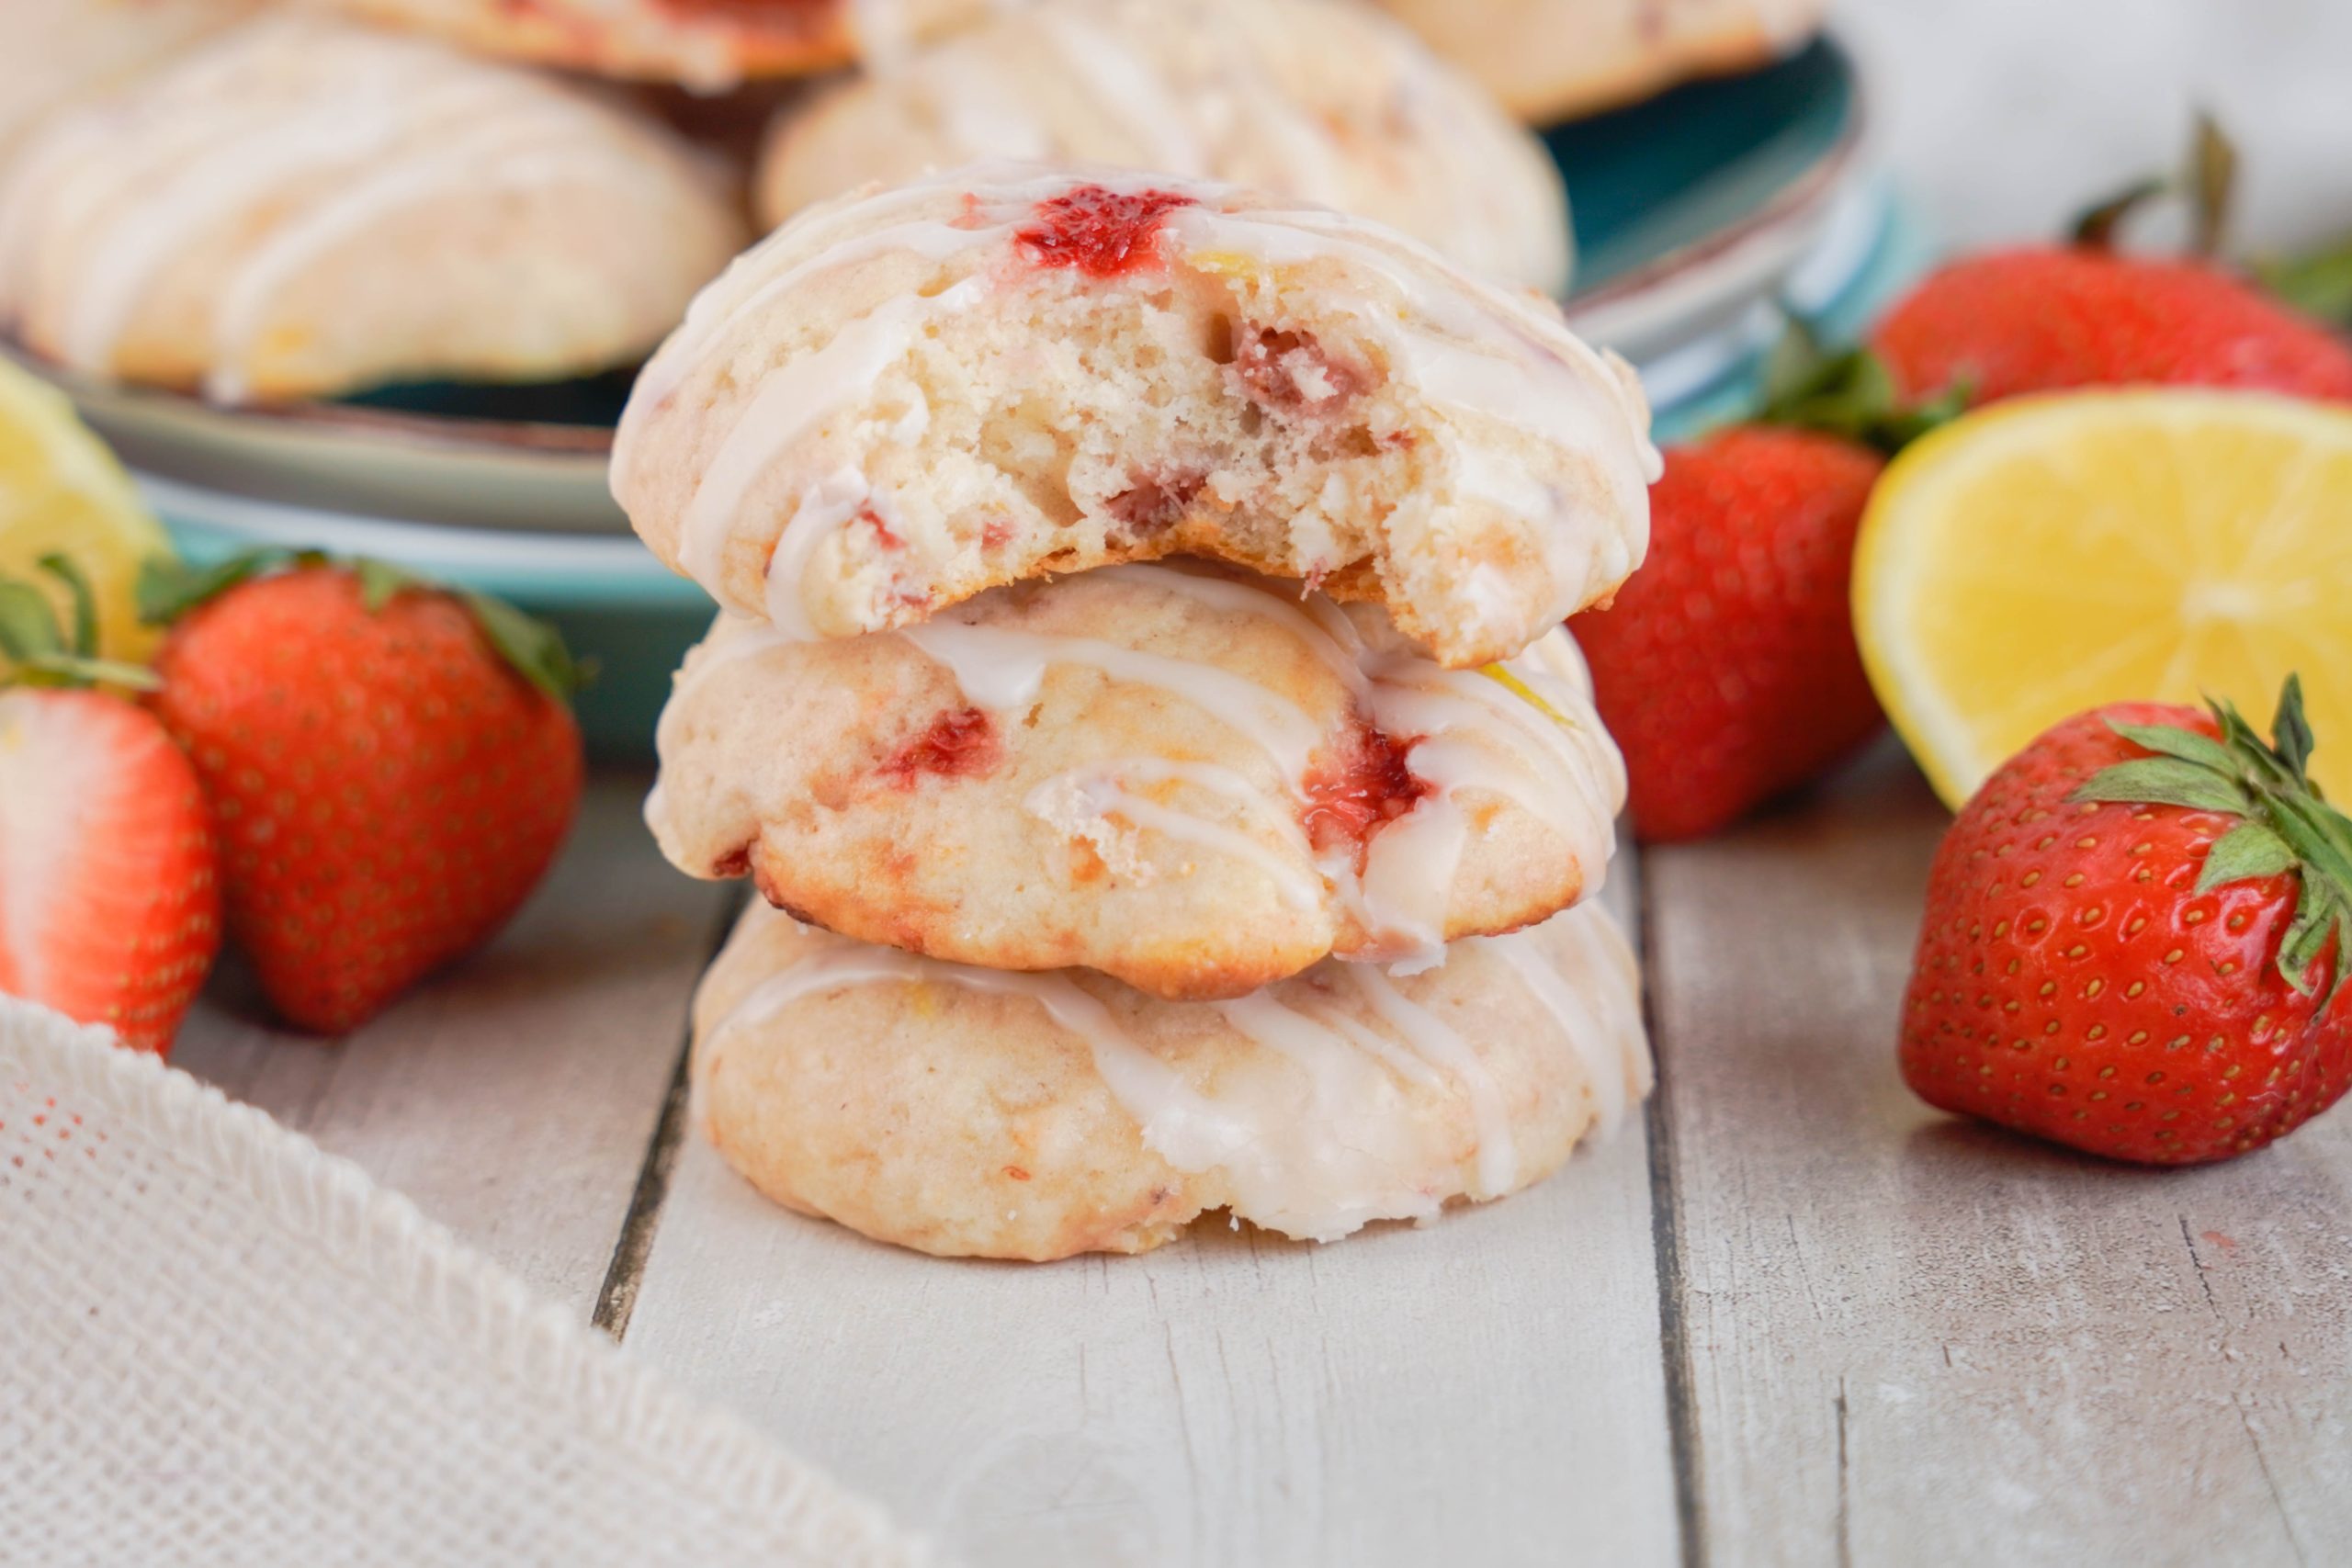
[0,559,219,1054]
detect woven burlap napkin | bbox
[0,998,930,1567]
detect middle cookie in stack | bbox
[616,164,1664,1260]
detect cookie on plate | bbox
[614,165,1657,671]
[0,17,750,402]
[0,0,261,156]
[1374,0,1830,124]
[300,0,996,88]
[756,0,1572,295]
[650,563,1625,998]
[692,897,1651,1259]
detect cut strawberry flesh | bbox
[879,707,1001,786]
[1234,328,1363,413]
[1106,469,1205,536]
[1014,186,1197,279]
[1301,721,1429,859]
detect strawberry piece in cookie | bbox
[1014,185,1198,277]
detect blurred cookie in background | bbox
[0,0,263,156]
[756,0,1573,293]
[1374,0,1829,124]
[300,0,1004,89]
[0,17,752,405]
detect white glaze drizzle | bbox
[1346,962,1516,1195]
[707,899,1645,1241]
[1477,916,1643,1143]
[616,163,1650,632]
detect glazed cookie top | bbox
[299,0,1000,87]
[693,895,1652,1255]
[0,17,749,401]
[757,0,1572,294]
[614,164,1658,670]
[650,563,1626,998]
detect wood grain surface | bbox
[176,755,2352,1564]
[174,775,736,1314]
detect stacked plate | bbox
[42,35,1924,751]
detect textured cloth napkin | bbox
[0,998,928,1567]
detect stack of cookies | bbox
[613,164,1664,1261]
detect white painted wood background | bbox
[169,6,2352,1563]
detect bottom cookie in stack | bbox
[688,897,1649,1261]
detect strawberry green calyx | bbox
[1753,321,1967,457]
[137,549,585,703]
[0,555,161,690]
[2070,675,2352,1004]
[2258,233,2352,330]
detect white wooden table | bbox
[171,749,2352,1566]
[171,10,2352,1558]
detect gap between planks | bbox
[1635,840,1710,1568]
[594,887,744,1339]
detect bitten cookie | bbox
[613,165,1657,671]
[1374,0,1830,124]
[0,0,260,155]
[756,0,1572,295]
[650,563,1625,998]
[299,0,996,87]
[0,17,750,402]
[692,897,1652,1259]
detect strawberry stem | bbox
[1754,319,1966,456]
[2070,675,2350,1004]
[2069,111,2239,258]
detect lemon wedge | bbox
[1854,389,2352,806]
[0,358,172,672]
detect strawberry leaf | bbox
[2106,718,2240,775]
[138,548,301,626]
[2071,757,2250,816]
[354,557,421,613]
[1754,320,1962,456]
[36,554,98,657]
[459,590,583,703]
[0,580,63,664]
[2073,177,2169,251]
[2257,235,2352,329]
[2199,821,2298,892]
[2274,674,2316,781]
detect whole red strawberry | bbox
[1873,249,2352,408]
[0,560,220,1055]
[1900,679,2351,1164]
[1578,424,1888,841]
[146,556,583,1035]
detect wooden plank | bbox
[623,873,1679,1566]
[1645,744,2352,1566]
[175,773,735,1316]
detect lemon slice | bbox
[0,358,172,671]
[1855,389,2352,806]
